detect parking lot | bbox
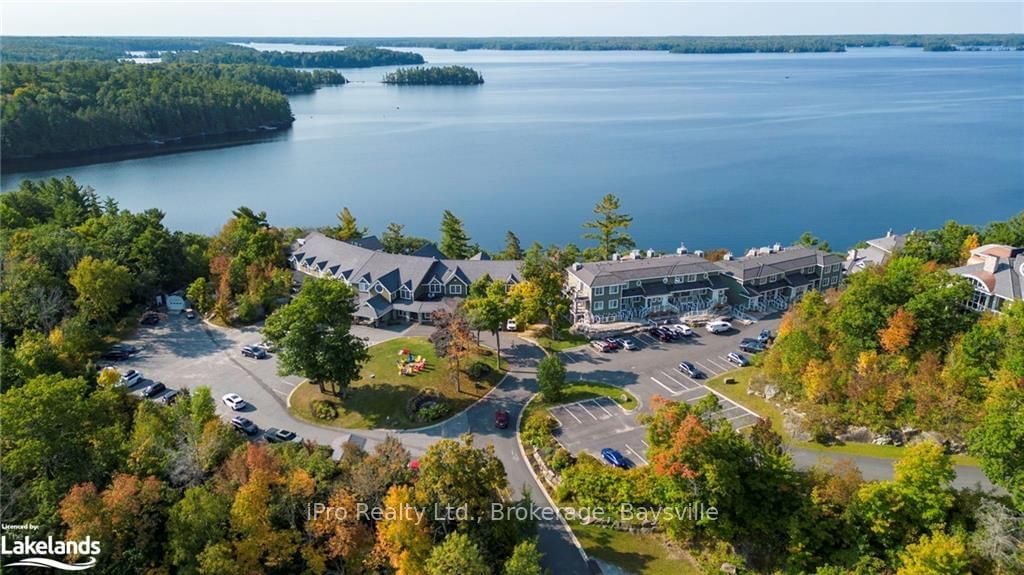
[556,316,781,466]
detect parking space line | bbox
[637,333,657,345]
[677,371,700,385]
[705,387,759,419]
[590,398,614,417]
[704,358,731,372]
[727,411,753,421]
[549,411,564,427]
[624,443,649,466]
[649,377,682,396]
[640,439,650,449]
[574,402,599,421]
[557,406,582,424]
[658,370,685,386]
[693,361,721,376]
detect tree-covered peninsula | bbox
[382,65,484,85]
[162,44,425,68]
[1,62,345,159]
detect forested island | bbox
[1,62,345,160]
[382,65,484,85]
[162,44,425,68]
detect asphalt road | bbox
[115,314,591,575]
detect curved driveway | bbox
[118,315,590,575]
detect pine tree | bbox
[334,207,367,241]
[440,210,472,259]
[502,230,523,260]
[582,194,635,260]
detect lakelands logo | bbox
[1,535,101,571]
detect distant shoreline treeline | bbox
[161,44,426,68]
[0,61,345,160]
[2,35,1022,63]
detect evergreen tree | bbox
[502,230,523,260]
[381,222,407,254]
[440,210,472,259]
[582,194,635,261]
[333,207,367,241]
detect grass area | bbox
[289,337,505,429]
[523,381,638,422]
[705,368,979,466]
[572,522,700,575]
[528,326,590,353]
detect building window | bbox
[448,284,463,296]
[609,285,619,294]
[359,281,370,292]
[594,286,605,296]
[428,282,442,294]
[804,266,815,275]
[608,299,619,309]
[593,301,604,311]
[674,276,682,283]
[686,274,697,283]
[758,277,767,285]
[399,287,413,300]
[375,284,385,294]
[769,274,779,283]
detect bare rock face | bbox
[782,408,813,442]
[838,426,874,444]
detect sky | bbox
[2,1,1022,37]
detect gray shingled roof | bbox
[950,253,1024,301]
[718,247,842,281]
[567,254,720,288]
[292,232,521,294]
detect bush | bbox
[417,402,450,422]
[468,361,491,380]
[537,355,566,402]
[236,296,264,323]
[310,399,338,420]
[549,447,575,471]
[522,411,557,448]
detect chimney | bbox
[646,248,655,258]
[746,248,758,258]
[886,229,893,238]
[772,243,783,253]
[629,249,640,260]
[694,249,705,258]
[982,255,999,274]
[724,251,734,261]
[611,253,620,261]
[676,243,688,255]
[571,262,582,271]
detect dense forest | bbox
[0,36,224,62]
[162,44,425,68]
[382,65,484,85]
[1,61,345,159]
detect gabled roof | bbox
[349,235,384,251]
[410,243,446,259]
[718,247,841,281]
[949,249,1024,301]
[567,253,719,288]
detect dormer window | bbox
[448,284,463,296]
[359,281,370,292]
[399,287,413,300]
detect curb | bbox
[515,393,590,565]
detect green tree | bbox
[68,256,132,323]
[797,231,832,253]
[464,277,520,369]
[582,194,634,260]
[968,379,1024,509]
[168,486,231,575]
[896,531,970,575]
[520,243,571,339]
[185,276,212,315]
[502,230,523,260]
[263,277,369,395]
[381,222,408,254]
[425,532,491,575]
[334,207,367,241]
[503,539,544,575]
[440,209,473,259]
[536,354,566,402]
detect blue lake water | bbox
[3,47,1022,252]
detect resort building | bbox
[290,232,522,325]
[567,244,844,324]
[845,230,907,273]
[948,244,1024,314]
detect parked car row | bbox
[114,369,181,405]
[648,323,695,343]
[591,336,639,353]
[229,416,301,444]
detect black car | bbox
[231,417,258,435]
[99,349,130,361]
[264,427,297,443]
[241,345,268,359]
[140,312,160,325]
[677,361,705,379]
[758,329,775,345]
[739,338,766,353]
[142,382,167,398]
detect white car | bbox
[119,369,143,387]
[505,318,518,331]
[671,324,694,337]
[705,320,732,334]
[222,393,247,410]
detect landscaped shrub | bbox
[468,361,492,380]
[549,447,575,471]
[310,399,338,420]
[522,411,557,448]
[236,295,263,323]
[417,402,450,422]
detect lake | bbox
[3,46,1022,252]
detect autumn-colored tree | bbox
[879,308,917,355]
[375,485,433,575]
[60,474,166,565]
[959,233,980,264]
[307,486,373,573]
[896,531,970,575]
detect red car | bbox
[495,409,510,429]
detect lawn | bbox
[289,336,506,429]
[523,381,638,422]
[528,326,590,353]
[571,522,700,575]
[705,368,979,466]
